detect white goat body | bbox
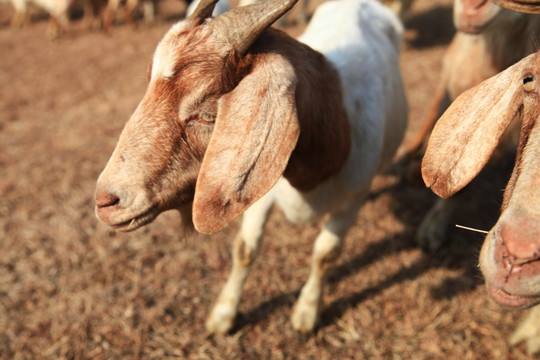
[210,0,406,334]
[95,0,407,334]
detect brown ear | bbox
[491,0,540,14]
[193,55,300,233]
[422,54,533,198]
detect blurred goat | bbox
[94,0,407,334]
[6,0,77,37]
[405,0,540,252]
[422,49,540,355]
[4,0,156,37]
[102,0,156,32]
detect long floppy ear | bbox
[193,55,300,233]
[491,0,540,14]
[422,54,535,198]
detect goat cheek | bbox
[186,124,214,158]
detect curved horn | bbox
[188,0,220,20]
[210,0,299,54]
[491,0,540,13]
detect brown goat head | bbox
[95,0,300,234]
[422,50,540,308]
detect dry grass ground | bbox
[0,0,536,358]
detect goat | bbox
[7,0,73,37]
[404,0,540,252]
[5,0,106,37]
[102,0,156,33]
[423,1,540,354]
[422,50,540,354]
[94,0,407,334]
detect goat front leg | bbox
[509,306,540,354]
[291,194,365,334]
[124,0,139,28]
[416,196,458,252]
[103,0,120,33]
[206,194,274,335]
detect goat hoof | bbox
[206,305,236,335]
[291,304,319,334]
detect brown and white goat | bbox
[102,0,155,32]
[5,0,108,37]
[405,0,540,251]
[7,0,74,37]
[422,51,540,354]
[94,0,407,334]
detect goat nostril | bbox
[95,191,121,209]
[500,221,540,264]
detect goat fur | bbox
[95,0,407,334]
[422,50,540,355]
[408,0,540,254]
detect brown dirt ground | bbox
[0,0,535,358]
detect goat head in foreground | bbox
[95,0,300,234]
[422,50,540,309]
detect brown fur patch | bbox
[250,30,351,192]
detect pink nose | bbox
[95,190,120,209]
[499,218,540,264]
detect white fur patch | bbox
[151,21,190,80]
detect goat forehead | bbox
[151,21,192,81]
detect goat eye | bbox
[185,114,215,127]
[523,76,536,92]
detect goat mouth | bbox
[456,0,501,33]
[109,206,159,232]
[486,283,540,309]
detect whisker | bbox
[455,224,489,234]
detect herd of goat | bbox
[4,0,540,354]
[0,0,413,37]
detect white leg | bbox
[206,194,274,334]
[509,306,540,354]
[142,0,155,24]
[291,194,365,333]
